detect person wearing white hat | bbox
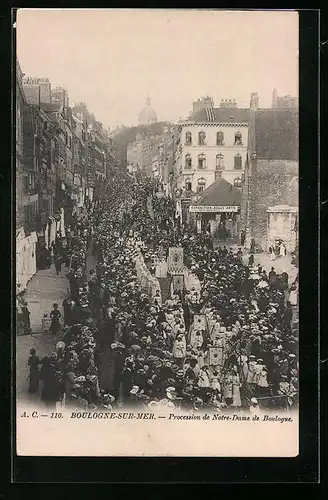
[172,334,186,367]
[249,397,259,414]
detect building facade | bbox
[16,62,38,291]
[126,123,176,191]
[16,66,115,290]
[22,76,52,105]
[272,88,298,109]
[173,105,249,195]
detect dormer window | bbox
[198,131,206,146]
[185,132,192,145]
[234,131,242,146]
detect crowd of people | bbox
[26,170,299,413]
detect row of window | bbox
[184,175,243,193]
[185,131,243,146]
[185,153,243,170]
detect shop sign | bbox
[189,205,239,213]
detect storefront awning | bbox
[190,178,241,212]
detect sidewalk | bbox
[24,263,70,332]
[16,262,70,399]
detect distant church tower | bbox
[138,96,158,125]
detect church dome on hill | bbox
[138,96,158,125]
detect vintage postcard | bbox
[15,8,299,457]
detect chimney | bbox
[250,92,259,111]
[272,89,278,109]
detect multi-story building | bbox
[272,88,298,110]
[151,124,176,193]
[72,110,87,209]
[16,61,38,291]
[173,102,249,194]
[22,76,51,105]
[17,68,116,283]
[16,61,25,230]
[51,86,69,107]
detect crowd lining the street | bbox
[26,170,299,413]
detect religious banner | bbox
[193,314,207,332]
[208,346,224,367]
[172,274,184,293]
[168,247,184,274]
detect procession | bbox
[23,168,299,415]
[16,10,299,421]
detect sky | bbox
[17,9,299,130]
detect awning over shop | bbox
[189,178,241,213]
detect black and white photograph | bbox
[15,9,299,457]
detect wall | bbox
[16,77,25,228]
[22,81,51,105]
[267,208,298,252]
[249,159,298,249]
[16,228,37,290]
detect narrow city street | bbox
[16,262,69,399]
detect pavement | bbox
[16,261,70,400]
[242,252,298,283]
[22,263,70,332]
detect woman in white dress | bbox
[279,242,287,257]
[172,334,186,367]
[190,329,204,351]
[223,372,233,403]
[256,366,269,398]
[231,367,242,408]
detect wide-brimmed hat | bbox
[130,386,139,395]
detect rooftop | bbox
[195,177,241,207]
[191,107,250,123]
[40,102,63,113]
